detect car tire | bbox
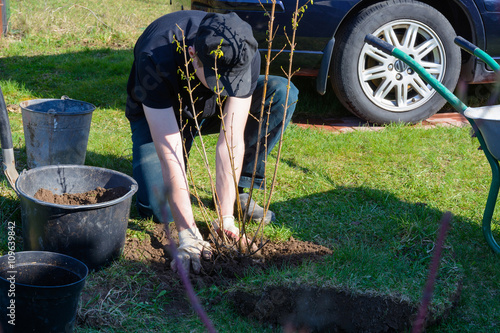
[331,0,461,124]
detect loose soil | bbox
[34,186,128,205]
[77,223,455,332]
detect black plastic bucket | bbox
[0,251,88,333]
[15,165,138,270]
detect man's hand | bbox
[171,227,212,274]
[213,215,240,240]
[213,216,259,254]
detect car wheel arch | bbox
[324,0,485,83]
[329,0,485,49]
[328,0,463,124]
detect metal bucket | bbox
[16,165,138,270]
[464,105,500,161]
[20,97,95,168]
[0,251,88,333]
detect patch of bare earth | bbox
[78,223,458,332]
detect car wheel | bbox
[331,0,461,124]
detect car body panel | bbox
[193,0,500,83]
[192,0,361,74]
[479,1,500,57]
[193,0,500,123]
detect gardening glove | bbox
[170,227,212,274]
[212,215,240,241]
[213,216,259,254]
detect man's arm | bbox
[144,105,213,273]
[143,105,195,232]
[215,96,252,217]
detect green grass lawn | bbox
[1,1,500,332]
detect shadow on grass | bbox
[0,48,133,109]
[271,184,493,257]
[247,185,494,331]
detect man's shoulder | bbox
[148,10,207,33]
[135,10,207,52]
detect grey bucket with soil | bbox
[0,251,88,333]
[1,87,138,271]
[16,165,138,271]
[20,97,95,168]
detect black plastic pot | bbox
[16,165,138,270]
[0,251,88,333]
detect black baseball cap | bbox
[194,12,258,97]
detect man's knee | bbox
[267,76,299,103]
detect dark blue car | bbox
[192,0,500,124]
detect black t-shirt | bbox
[125,10,261,122]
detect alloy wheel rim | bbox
[359,19,446,112]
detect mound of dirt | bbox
[80,223,336,329]
[123,223,333,288]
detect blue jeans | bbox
[129,75,298,222]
